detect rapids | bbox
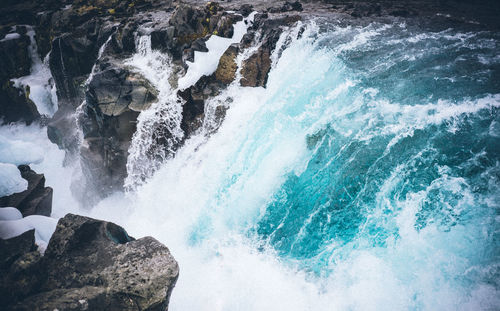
[2,17,499,311]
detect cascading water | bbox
[11,26,57,117]
[84,20,500,310]
[125,13,257,189]
[124,34,184,189]
[2,12,499,311]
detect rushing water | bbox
[2,17,500,311]
[91,20,500,310]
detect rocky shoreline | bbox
[1,0,499,310]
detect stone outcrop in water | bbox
[0,26,40,125]
[0,165,53,217]
[80,63,158,198]
[0,213,179,311]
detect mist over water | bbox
[4,18,499,310]
[81,20,500,310]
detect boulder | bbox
[0,229,42,308]
[0,165,53,217]
[1,214,179,311]
[79,64,158,199]
[0,229,36,269]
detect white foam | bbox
[84,23,500,311]
[0,123,80,217]
[0,215,57,252]
[0,32,21,41]
[0,207,23,221]
[177,13,256,90]
[0,163,27,196]
[0,134,44,165]
[11,26,57,116]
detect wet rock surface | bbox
[0,165,53,217]
[1,214,179,311]
[78,62,158,199]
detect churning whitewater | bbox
[2,13,499,311]
[84,21,500,310]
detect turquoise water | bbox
[91,20,500,310]
[248,22,500,306]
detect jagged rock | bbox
[0,26,40,125]
[0,229,42,308]
[79,64,158,199]
[0,229,36,269]
[268,1,303,13]
[87,66,158,116]
[178,73,226,137]
[46,105,80,155]
[1,214,179,311]
[238,4,254,17]
[240,47,272,87]
[0,82,40,125]
[215,44,239,85]
[165,3,242,61]
[49,19,114,109]
[241,15,300,88]
[0,27,31,81]
[0,165,52,217]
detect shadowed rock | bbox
[1,214,179,311]
[0,165,52,217]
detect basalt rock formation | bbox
[0,214,179,311]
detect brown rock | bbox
[240,47,271,88]
[215,44,239,85]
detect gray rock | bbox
[78,64,158,200]
[0,229,36,269]
[0,165,53,217]
[2,214,179,311]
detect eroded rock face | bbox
[0,165,53,217]
[215,44,239,85]
[79,64,158,199]
[0,26,40,125]
[0,26,31,82]
[1,214,179,311]
[241,14,301,88]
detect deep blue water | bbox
[247,21,500,305]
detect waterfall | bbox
[11,26,57,116]
[124,35,184,189]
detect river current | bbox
[2,17,499,310]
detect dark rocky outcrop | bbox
[241,14,301,88]
[0,26,31,82]
[0,165,53,217]
[0,82,40,125]
[0,229,37,269]
[1,214,179,311]
[0,26,40,125]
[79,64,158,198]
